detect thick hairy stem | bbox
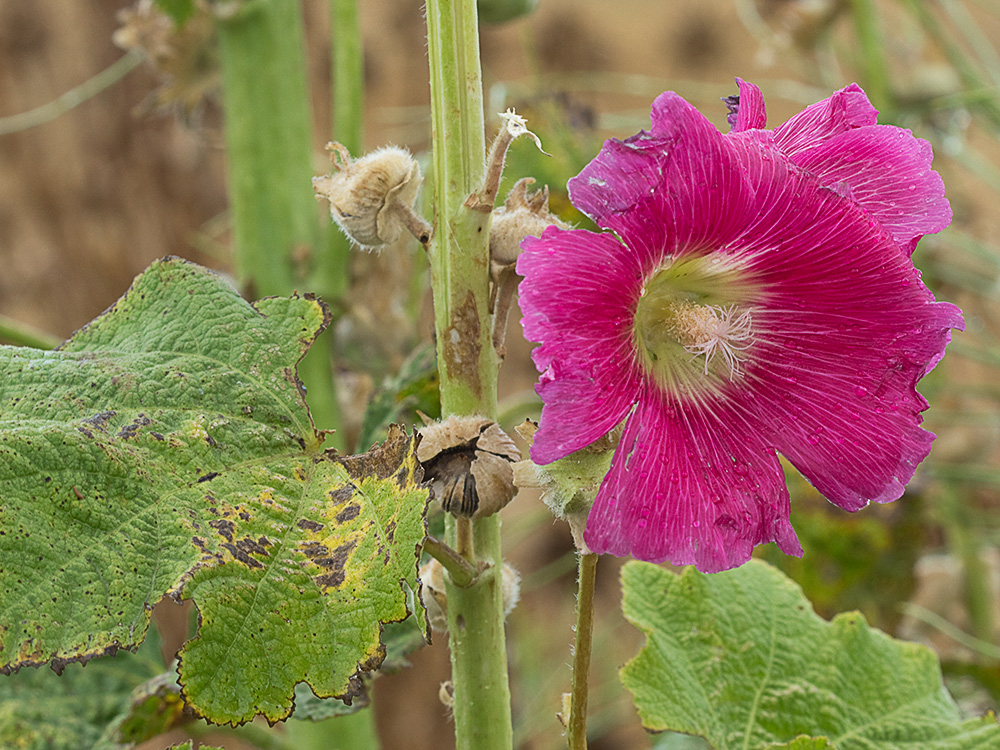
[425,1,512,748]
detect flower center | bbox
[633,257,756,389]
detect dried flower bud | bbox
[419,558,520,635]
[418,416,520,519]
[313,143,431,250]
[490,177,566,268]
[439,680,455,709]
[113,1,219,118]
[500,562,521,617]
[419,558,449,633]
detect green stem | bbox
[938,484,995,643]
[443,514,512,750]
[0,51,142,135]
[423,535,478,587]
[215,0,343,448]
[305,0,362,310]
[425,1,511,748]
[849,0,892,115]
[215,1,318,296]
[0,315,61,349]
[567,553,597,750]
[332,0,363,156]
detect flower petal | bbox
[569,91,755,266]
[790,127,951,254]
[728,78,766,132]
[724,137,964,510]
[773,83,878,156]
[584,391,802,573]
[517,228,645,464]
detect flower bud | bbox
[514,420,620,553]
[313,143,429,250]
[417,416,520,519]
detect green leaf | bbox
[0,259,428,725]
[620,560,1000,750]
[358,343,440,451]
[291,682,365,722]
[771,738,836,749]
[113,670,191,746]
[0,628,166,750]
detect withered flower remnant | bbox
[313,143,431,250]
[417,416,520,520]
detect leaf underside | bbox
[621,560,999,750]
[0,258,428,725]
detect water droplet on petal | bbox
[853,385,868,397]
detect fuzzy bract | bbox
[517,80,963,573]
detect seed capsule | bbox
[313,143,428,249]
[417,416,520,520]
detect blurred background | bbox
[0,1,998,748]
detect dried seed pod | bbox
[313,143,430,250]
[489,178,568,357]
[418,416,520,519]
[419,558,448,633]
[419,558,520,635]
[500,562,521,617]
[489,177,564,268]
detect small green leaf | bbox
[358,343,439,450]
[0,259,428,725]
[621,560,1000,750]
[292,682,366,721]
[114,671,190,745]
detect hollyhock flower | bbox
[517,80,963,573]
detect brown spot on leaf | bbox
[335,504,361,523]
[312,540,356,589]
[196,472,219,484]
[83,411,116,429]
[222,542,264,569]
[209,518,235,543]
[328,486,354,503]
[300,541,331,559]
[117,414,152,439]
[338,424,419,483]
[297,518,324,533]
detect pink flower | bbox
[517,81,963,573]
